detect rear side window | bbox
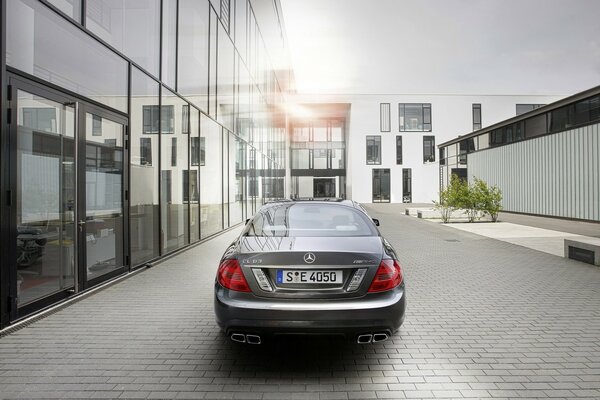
[246,204,377,237]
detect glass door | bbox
[13,88,77,312]
[372,169,391,203]
[79,108,127,288]
[8,76,128,319]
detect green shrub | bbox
[435,175,503,223]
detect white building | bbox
[291,93,565,203]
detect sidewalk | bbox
[391,203,600,258]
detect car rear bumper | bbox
[214,284,406,337]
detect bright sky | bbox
[279,0,600,95]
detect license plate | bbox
[277,270,342,284]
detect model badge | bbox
[303,253,316,264]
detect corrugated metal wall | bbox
[468,123,600,221]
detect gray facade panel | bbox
[468,123,600,221]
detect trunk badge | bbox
[303,253,316,264]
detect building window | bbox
[92,115,102,136]
[191,136,205,166]
[182,104,189,134]
[143,105,174,134]
[140,138,152,166]
[183,170,199,202]
[396,136,402,164]
[380,103,390,132]
[472,103,481,131]
[366,135,381,165]
[516,104,545,115]
[423,136,435,163]
[220,0,230,32]
[171,137,177,166]
[399,103,431,131]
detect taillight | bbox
[368,259,403,292]
[217,259,251,292]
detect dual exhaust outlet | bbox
[357,332,389,344]
[231,332,389,344]
[230,333,262,344]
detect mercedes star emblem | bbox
[303,253,316,264]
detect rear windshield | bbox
[245,203,378,237]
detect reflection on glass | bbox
[161,89,189,252]
[130,67,160,265]
[222,130,230,227]
[178,0,210,112]
[229,133,244,225]
[200,114,223,238]
[16,91,75,306]
[85,114,124,280]
[189,108,201,242]
[162,0,177,88]
[86,0,160,77]
[48,0,82,22]
[7,0,128,112]
[217,23,235,131]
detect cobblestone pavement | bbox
[1,205,599,400]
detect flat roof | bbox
[438,84,600,148]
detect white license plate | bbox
[276,270,342,284]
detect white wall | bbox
[293,93,565,203]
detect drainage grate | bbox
[568,246,595,265]
[445,239,460,242]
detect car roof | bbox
[260,198,366,212]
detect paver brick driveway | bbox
[1,204,599,400]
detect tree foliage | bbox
[434,175,503,223]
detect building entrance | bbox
[6,76,128,320]
[372,169,390,202]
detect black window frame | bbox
[423,135,435,163]
[380,103,391,132]
[140,137,153,166]
[366,135,381,165]
[472,103,481,131]
[395,135,402,165]
[399,103,432,132]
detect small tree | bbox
[471,177,503,222]
[434,174,467,223]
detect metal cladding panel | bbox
[468,123,600,221]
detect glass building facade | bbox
[0,0,290,328]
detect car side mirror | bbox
[372,218,380,226]
[245,218,251,225]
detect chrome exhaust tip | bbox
[230,333,246,343]
[372,333,389,343]
[245,334,262,345]
[357,334,373,344]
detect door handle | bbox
[78,220,85,232]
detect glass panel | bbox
[16,90,75,306]
[47,0,82,22]
[313,125,327,142]
[229,133,244,225]
[178,0,210,112]
[161,89,189,253]
[189,108,200,242]
[217,23,235,131]
[404,104,423,131]
[84,114,124,281]
[222,130,230,227]
[86,0,160,77]
[130,67,160,265]
[525,114,547,138]
[235,0,247,61]
[313,148,328,169]
[331,120,343,142]
[200,114,223,238]
[162,0,177,88]
[7,0,128,112]
[209,8,218,118]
